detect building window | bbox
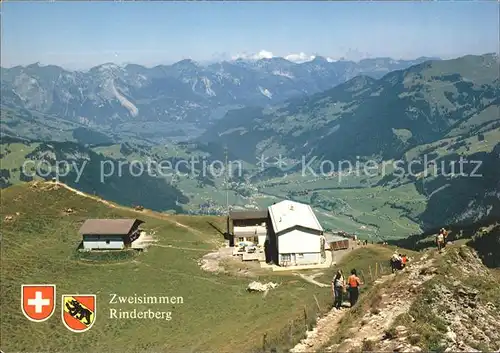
[238,237,244,242]
[297,253,304,258]
[281,254,291,261]
[106,240,110,244]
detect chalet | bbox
[266,200,325,266]
[79,219,144,250]
[229,210,267,246]
[325,233,350,251]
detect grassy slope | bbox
[1,107,77,142]
[0,183,390,353]
[1,142,39,170]
[316,245,418,286]
[405,127,500,162]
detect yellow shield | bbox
[61,294,96,332]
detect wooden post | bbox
[262,332,267,352]
[304,305,308,331]
[359,270,366,285]
[313,294,321,312]
[380,262,385,274]
[375,262,379,279]
[368,265,373,281]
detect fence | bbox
[257,299,326,353]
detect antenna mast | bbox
[225,145,230,236]
[225,145,229,211]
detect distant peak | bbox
[311,55,328,63]
[26,62,42,69]
[173,59,199,67]
[93,62,122,71]
[259,57,289,62]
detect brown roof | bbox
[229,210,268,220]
[78,219,144,235]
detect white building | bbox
[267,200,325,266]
[79,219,144,250]
[230,210,268,247]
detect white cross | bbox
[27,291,50,313]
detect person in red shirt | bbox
[347,269,362,307]
[401,254,407,268]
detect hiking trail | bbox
[290,253,437,353]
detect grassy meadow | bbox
[0,182,397,353]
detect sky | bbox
[1,1,499,69]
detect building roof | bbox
[268,200,323,234]
[78,219,143,235]
[325,234,350,243]
[229,210,268,220]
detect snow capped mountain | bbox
[230,50,336,64]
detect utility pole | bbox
[225,145,230,237]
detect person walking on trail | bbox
[391,252,402,272]
[436,231,445,253]
[347,269,362,307]
[441,228,449,247]
[401,254,408,268]
[332,270,345,310]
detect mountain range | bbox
[1,53,499,232]
[200,54,498,164]
[198,53,499,228]
[1,56,438,143]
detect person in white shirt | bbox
[332,270,345,309]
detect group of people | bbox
[331,269,363,310]
[390,252,408,272]
[436,228,449,252]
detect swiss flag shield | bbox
[21,284,56,322]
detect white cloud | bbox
[285,52,338,63]
[230,50,338,63]
[284,52,315,63]
[231,50,275,60]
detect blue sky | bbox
[1,1,498,69]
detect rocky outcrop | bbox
[247,281,279,292]
[427,249,500,352]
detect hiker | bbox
[332,270,345,310]
[436,231,445,253]
[401,254,408,268]
[347,269,362,307]
[441,228,449,247]
[390,252,402,273]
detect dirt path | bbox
[290,253,437,353]
[295,272,330,288]
[153,244,212,252]
[331,253,437,352]
[290,271,396,353]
